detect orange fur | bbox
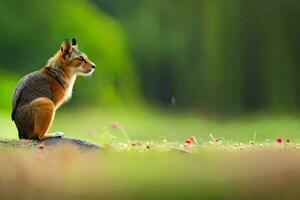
[30,98,55,139]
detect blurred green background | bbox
[0,0,299,141]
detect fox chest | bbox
[65,76,76,101]
[52,76,76,108]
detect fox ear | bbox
[60,39,72,57]
[72,38,78,48]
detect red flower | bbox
[38,143,45,150]
[276,137,283,144]
[184,135,199,147]
[184,139,193,146]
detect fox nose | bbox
[91,65,96,69]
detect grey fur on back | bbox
[11,71,53,121]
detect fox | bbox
[11,38,96,140]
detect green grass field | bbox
[1,107,299,143]
[1,107,300,199]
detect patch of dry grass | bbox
[1,138,300,200]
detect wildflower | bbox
[38,143,45,150]
[209,133,219,143]
[111,121,122,129]
[22,139,29,145]
[145,142,154,150]
[184,139,193,146]
[276,137,283,144]
[131,140,142,147]
[189,136,197,142]
[118,142,128,148]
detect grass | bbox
[1,106,299,143]
[1,107,300,199]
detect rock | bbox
[40,137,101,150]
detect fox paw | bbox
[53,132,64,138]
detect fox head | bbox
[58,38,96,76]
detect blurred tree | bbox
[259,1,298,111]
[93,0,300,114]
[0,69,18,111]
[0,0,299,114]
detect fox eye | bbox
[78,56,84,61]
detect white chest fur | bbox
[65,75,77,101]
[55,75,76,109]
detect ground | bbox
[0,108,300,199]
[0,141,300,199]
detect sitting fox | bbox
[11,38,96,140]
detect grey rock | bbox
[40,137,101,150]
